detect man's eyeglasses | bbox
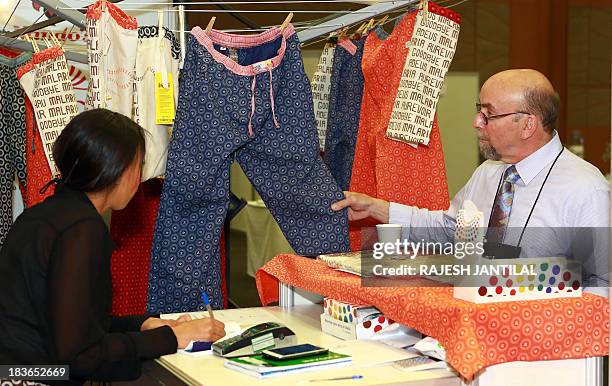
[476,103,530,126]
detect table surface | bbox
[256,255,610,379]
[157,305,461,386]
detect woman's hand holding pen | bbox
[171,317,226,349]
[141,314,192,331]
[141,314,226,349]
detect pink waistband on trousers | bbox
[190,24,295,76]
[338,38,358,56]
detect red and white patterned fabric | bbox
[256,254,609,380]
[110,180,163,315]
[17,61,53,207]
[349,4,454,249]
[110,180,228,315]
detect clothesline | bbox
[57,8,399,13]
[64,0,459,5]
[169,24,346,33]
[71,0,401,3]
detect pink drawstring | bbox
[248,75,256,137]
[268,68,280,128]
[247,67,280,136]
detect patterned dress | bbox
[348,13,451,250]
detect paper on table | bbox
[162,307,283,327]
[379,334,422,349]
[330,341,417,367]
[178,322,242,357]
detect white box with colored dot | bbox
[323,298,379,324]
[453,257,582,303]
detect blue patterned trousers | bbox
[323,38,367,191]
[148,27,350,312]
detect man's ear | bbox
[520,114,537,140]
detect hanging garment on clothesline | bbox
[109,25,181,315]
[348,12,451,250]
[17,61,54,207]
[323,36,367,191]
[311,43,335,151]
[110,178,229,315]
[0,53,29,247]
[110,179,163,316]
[134,25,180,181]
[27,46,78,178]
[148,25,350,312]
[386,3,460,146]
[85,0,138,116]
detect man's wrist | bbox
[370,198,390,223]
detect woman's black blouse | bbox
[0,186,177,383]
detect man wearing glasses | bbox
[332,69,609,294]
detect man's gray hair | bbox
[523,87,560,133]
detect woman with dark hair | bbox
[0,109,225,384]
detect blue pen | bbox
[184,292,215,353]
[201,291,215,320]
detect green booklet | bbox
[224,351,352,379]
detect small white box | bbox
[320,313,420,341]
[453,256,582,303]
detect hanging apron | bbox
[85,0,138,116]
[27,45,77,181]
[0,53,29,246]
[133,17,180,181]
[17,60,53,207]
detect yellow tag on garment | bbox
[155,72,175,125]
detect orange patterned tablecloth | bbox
[256,254,609,380]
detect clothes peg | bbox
[205,17,216,34]
[327,30,339,44]
[420,0,429,21]
[24,35,39,53]
[337,26,350,40]
[376,15,389,27]
[353,22,366,37]
[280,12,293,32]
[50,33,61,47]
[364,18,375,33]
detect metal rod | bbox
[57,8,378,13]
[36,0,87,29]
[0,35,88,64]
[297,0,417,43]
[3,17,64,38]
[2,0,124,39]
[208,0,260,29]
[1,0,22,33]
[168,23,344,33]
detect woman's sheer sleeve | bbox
[46,219,177,381]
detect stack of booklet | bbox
[224,352,352,379]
